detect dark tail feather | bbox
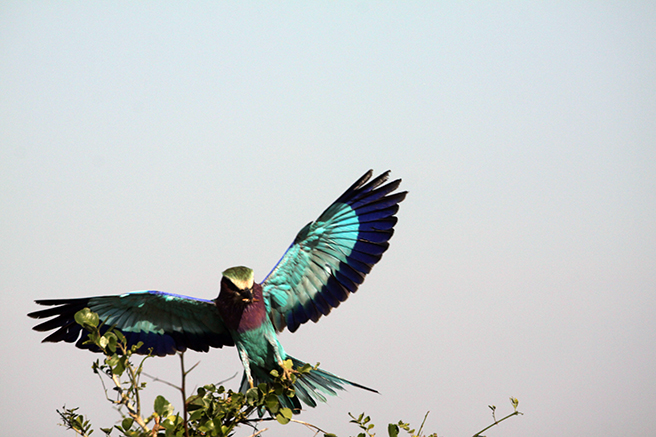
[239,356,377,412]
[288,356,378,408]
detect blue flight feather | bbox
[263,170,406,332]
[28,291,234,356]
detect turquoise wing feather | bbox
[28,291,234,356]
[262,170,406,332]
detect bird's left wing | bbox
[262,170,406,333]
[28,291,234,356]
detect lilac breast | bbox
[215,283,267,333]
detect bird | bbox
[28,169,406,411]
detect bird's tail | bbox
[239,355,378,412]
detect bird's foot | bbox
[278,360,296,383]
[282,366,294,381]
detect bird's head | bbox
[220,266,256,305]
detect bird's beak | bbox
[239,287,254,303]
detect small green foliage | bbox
[74,308,99,330]
[63,309,314,436]
[245,387,259,406]
[397,420,415,435]
[265,393,280,413]
[121,417,134,431]
[154,396,174,417]
[276,407,293,425]
[57,406,94,437]
[349,412,376,437]
[186,383,251,436]
[472,397,523,437]
[57,309,523,437]
[348,411,438,437]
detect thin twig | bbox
[245,427,268,437]
[417,411,430,436]
[472,410,523,437]
[179,352,189,437]
[94,365,116,404]
[142,371,182,391]
[290,418,332,436]
[216,372,239,386]
[186,359,201,374]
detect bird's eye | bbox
[224,279,239,292]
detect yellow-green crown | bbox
[222,266,254,289]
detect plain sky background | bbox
[1,2,655,436]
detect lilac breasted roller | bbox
[28,170,406,410]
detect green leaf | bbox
[265,393,280,414]
[99,335,108,349]
[245,387,259,405]
[276,407,293,424]
[189,410,204,421]
[121,417,134,431]
[202,419,215,431]
[388,423,399,437]
[281,407,293,419]
[276,414,290,425]
[74,415,85,429]
[154,395,174,417]
[114,330,126,344]
[111,356,127,375]
[273,383,284,396]
[74,308,99,329]
[106,333,117,353]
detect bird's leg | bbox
[271,342,294,382]
[265,330,295,382]
[237,346,255,388]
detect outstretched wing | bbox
[28,291,234,356]
[262,170,406,333]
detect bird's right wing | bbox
[262,170,406,333]
[28,291,234,356]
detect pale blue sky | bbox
[1,2,655,436]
